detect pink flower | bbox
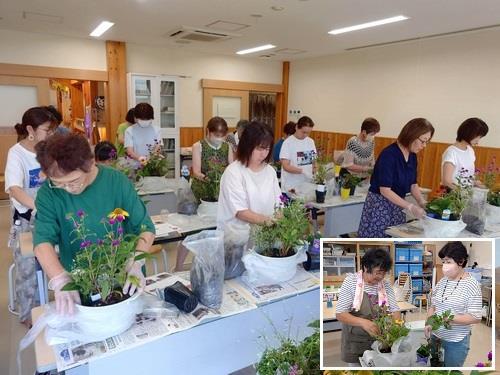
[109,218,116,225]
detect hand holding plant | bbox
[137,140,170,178]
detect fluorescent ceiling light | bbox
[236,44,276,55]
[90,21,114,37]
[328,15,408,35]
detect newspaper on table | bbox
[226,266,320,305]
[151,216,180,238]
[387,220,500,238]
[52,272,256,372]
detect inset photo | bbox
[321,239,494,370]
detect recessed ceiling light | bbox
[271,6,284,11]
[328,15,408,35]
[90,21,115,37]
[236,44,276,55]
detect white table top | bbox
[310,193,366,210]
[385,220,500,238]
[152,213,216,237]
[137,188,175,196]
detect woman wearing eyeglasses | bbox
[4,106,56,326]
[32,133,155,315]
[358,118,434,237]
[442,118,489,189]
[425,241,482,366]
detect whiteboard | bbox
[0,85,38,127]
[212,96,241,127]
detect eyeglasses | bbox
[48,174,86,191]
[38,127,55,135]
[417,137,431,145]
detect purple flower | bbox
[476,362,485,367]
[80,240,91,248]
[112,239,120,247]
[116,215,125,222]
[109,218,116,225]
[488,351,492,361]
[288,364,300,375]
[97,239,104,245]
[117,226,124,234]
[76,209,85,218]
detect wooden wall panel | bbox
[106,41,127,142]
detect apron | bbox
[341,291,377,363]
[358,191,406,238]
[8,210,39,322]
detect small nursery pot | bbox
[416,353,429,365]
[340,187,351,200]
[315,184,326,203]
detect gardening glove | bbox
[123,259,146,296]
[406,203,425,219]
[48,271,81,315]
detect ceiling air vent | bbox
[167,26,241,42]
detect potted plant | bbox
[256,320,320,375]
[416,343,431,365]
[478,157,500,225]
[314,162,329,203]
[136,140,172,192]
[112,156,142,183]
[195,156,226,217]
[340,174,364,200]
[244,196,310,282]
[62,208,149,340]
[424,310,454,366]
[370,298,410,353]
[423,169,472,237]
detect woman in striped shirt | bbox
[336,248,400,366]
[425,241,483,367]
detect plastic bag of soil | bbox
[223,222,250,279]
[182,230,225,309]
[176,178,198,215]
[462,187,488,235]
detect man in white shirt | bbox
[279,116,317,193]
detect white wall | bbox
[0,29,106,71]
[432,240,492,276]
[289,28,500,147]
[126,43,282,127]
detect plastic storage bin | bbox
[409,264,423,276]
[395,248,410,262]
[412,279,423,293]
[409,248,423,262]
[394,264,409,276]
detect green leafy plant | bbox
[370,298,409,352]
[341,173,364,189]
[487,190,500,207]
[426,168,472,219]
[313,150,332,185]
[416,343,431,358]
[252,195,310,257]
[112,156,142,182]
[62,208,149,306]
[256,320,320,375]
[137,140,171,178]
[425,310,454,330]
[476,156,498,190]
[195,156,226,202]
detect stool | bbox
[414,295,427,313]
[8,263,19,316]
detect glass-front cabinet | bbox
[128,74,179,178]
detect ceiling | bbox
[1,0,500,60]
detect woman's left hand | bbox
[123,260,146,296]
[424,325,432,339]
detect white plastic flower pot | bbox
[75,292,143,341]
[197,199,218,217]
[421,215,466,237]
[137,176,170,192]
[486,203,500,225]
[242,244,307,285]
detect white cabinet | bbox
[127,73,179,178]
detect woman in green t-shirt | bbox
[115,108,135,157]
[33,133,155,314]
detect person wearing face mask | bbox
[217,121,281,229]
[336,249,400,366]
[5,106,56,326]
[191,116,234,203]
[124,102,162,162]
[341,117,380,178]
[425,241,482,367]
[279,116,317,194]
[33,133,156,315]
[442,118,489,189]
[358,118,434,238]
